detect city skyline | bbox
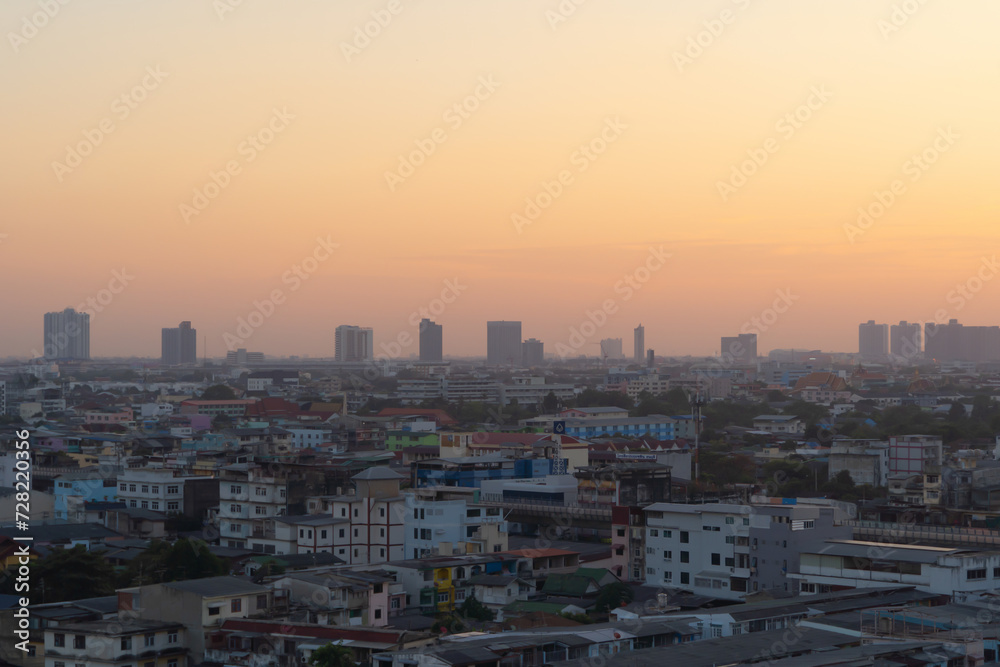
[4,2,1000,359]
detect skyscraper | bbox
[890,321,922,360]
[419,318,443,362]
[335,325,374,362]
[522,338,544,366]
[487,321,522,365]
[720,333,756,365]
[634,324,645,362]
[600,338,624,359]
[161,321,197,365]
[859,320,889,359]
[43,307,90,360]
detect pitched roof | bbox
[352,466,405,481]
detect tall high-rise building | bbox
[600,338,624,359]
[890,321,922,360]
[419,319,443,362]
[522,338,544,366]
[486,321,522,365]
[335,325,374,362]
[646,349,655,368]
[859,320,889,359]
[634,325,645,362]
[720,333,756,365]
[43,307,90,360]
[161,321,197,365]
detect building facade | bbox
[43,308,90,360]
[161,321,197,365]
[487,321,522,366]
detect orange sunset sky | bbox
[3,0,999,360]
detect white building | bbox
[793,539,1000,602]
[403,496,507,559]
[828,441,890,487]
[643,503,754,600]
[117,469,199,514]
[286,426,335,449]
[218,464,289,549]
[44,619,186,667]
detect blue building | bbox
[412,453,562,488]
[53,470,119,520]
[563,415,675,440]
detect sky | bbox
[3,0,1000,360]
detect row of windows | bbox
[229,485,286,498]
[118,484,180,494]
[54,631,179,649]
[127,500,179,511]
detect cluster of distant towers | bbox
[39,308,657,366]
[859,319,1000,362]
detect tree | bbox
[594,582,634,612]
[458,594,495,621]
[309,642,355,667]
[123,539,228,586]
[33,545,117,602]
[543,391,559,413]
[202,384,236,400]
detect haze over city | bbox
[5,0,1000,359]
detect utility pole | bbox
[692,391,705,491]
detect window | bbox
[151,486,159,494]
[209,607,220,616]
[232,599,242,612]
[725,557,735,567]
[725,536,735,544]
[650,529,658,537]
[121,637,132,650]
[375,608,382,619]
[354,529,359,537]
[231,485,242,494]
[257,594,268,610]
[168,660,178,667]
[968,569,987,581]
[680,572,689,584]
[354,508,358,517]
[120,483,127,491]
[646,567,655,575]
[141,500,149,509]
[663,550,672,560]
[725,517,734,524]
[144,633,155,647]
[391,597,401,609]
[151,502,159,510]
[467,509,481,518]
[168,631,178,644]
[664,571,672,581]
[339,529,345,538]
[616,528,625,537]
[680,551,689,563]
[255,487,266,496]
[711,553,720,566]
[230,504,241,513]
[743,518,750,525]
[680,531,689,544]
[321,530,328,539]
[129,484,137,492]
[380,528,386,538]
[279,489,286,498]
[167,501,179,511]
[380,507,386,517]
[380,548,385,557]
[54,634,65,648]
[167,485,179,494]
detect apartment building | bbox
[403,497,507,559]
[44,620,186,667]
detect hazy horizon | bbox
[5,1,1000,360]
